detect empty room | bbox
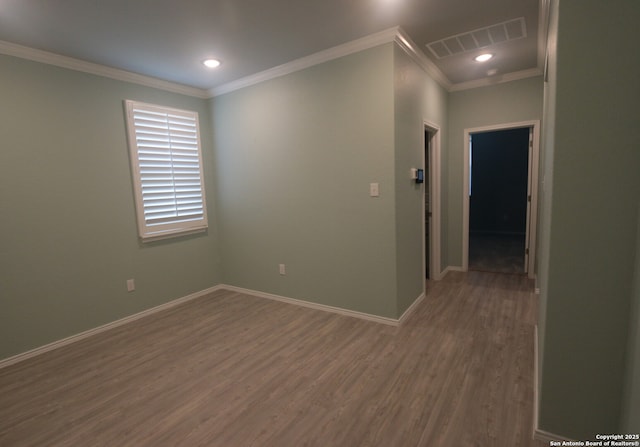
[1,0,638,446]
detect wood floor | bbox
[469,233,527,274]
[0,272,546,447]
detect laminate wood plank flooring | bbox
[0,271,547,446]
[469,233,527,274]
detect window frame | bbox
[124,100,208,242]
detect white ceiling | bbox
[0,0,542,92]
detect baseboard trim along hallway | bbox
[220,284,424,326]
[0,271,544,446]
[0,285,224,369]
[0,284,426,369]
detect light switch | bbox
[369,182,380,197]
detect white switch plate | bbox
[279,264,286,275]
[126,278,135,292]
[369,182,380,197]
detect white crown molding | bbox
[394,28,453,90]
[448,67,543,92]
[211,26,420,97]
[538,0,551,74]
[0,40,209,99]
[210,23,547,97]
[210,24,541,97]
[1,23,545,98]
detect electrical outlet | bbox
[127,279,135,292]
[279,264,286,275]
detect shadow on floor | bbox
[469,233,525,275]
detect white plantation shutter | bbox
[125,100,208,241]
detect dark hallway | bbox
[468,127,530,274]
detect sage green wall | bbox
[538,0,640,438]
[393,45,448,314]
[212,44,398,318]
[447,77,544,267]
[0,55,221,360]
[535,0,559,404]
[622,203,640,432]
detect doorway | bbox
[423,122,441,281]
[469,128,529,274]
[462,121,540,279]
[425,129,432,279]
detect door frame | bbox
[462,120,540,279]
[424,121,442,280]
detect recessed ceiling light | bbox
[474,53,494,62]
[203,59,221,69]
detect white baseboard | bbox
[0,285,224,370]
[534,428,572,443]
[1,284,426,370]
[441,265,465,277]
[220,284,403,326]
[534,325,540,438]
[532,325,574,444]
[399,292,425,324]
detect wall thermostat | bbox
[411,168,424,184]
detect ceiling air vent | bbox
[426,17,527,59]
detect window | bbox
[124,100,208,241]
